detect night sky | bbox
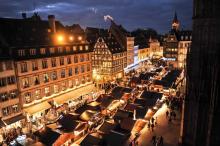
[0,0,192,33]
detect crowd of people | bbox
[151,135,164,146]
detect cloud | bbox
[0,0,192,33]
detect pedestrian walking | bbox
[151,135,156,145]
[151,123,155,131]
[166,110,169,119]
[151,117,155,124]
[159,136,164,146]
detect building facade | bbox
[91,31,127,83]
[163,12,192,68]
[148,37,163,59]
[182,0,220,146]
[0,13,92,127]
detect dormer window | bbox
[18,49,25,56]
[80,46,83,51]
[58,47,63,53]
[40,48,46,55]
[30,49,36,55]
[85,45,89,50]
[73,46,77,51]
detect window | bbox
[60,57,64,66]
[85,45,89,50]
[73,46,77,51]
[10,90,17,99]
[80,46,83,51]
[67,56,71,64]
[74,55,78,63]
[0,93,8,102]
[61,69,65,78]
[80,55,84,62]
[61,82,66,91]
[2,107,10,116]
[68,68,72,76]
[50,48,55,54]
[7,76,16,85]
[45,87,50,96]
[24,92,31,103]
[20,62,28,73]
[51,58,56,67]
[35,90,41,99]
[18,49,25,56]
[42,60,48,69]
[30,49,36,55]
[86,54,90,61]
[68,80,73,88]
[12,104,19,113]
[58,47,63,53]
[87,64,90,72]
[5,61,13,70]
[54,85,59,93]
[51,71,57,80]
[32,61,38,71]
[75,67,79,74]
[81,65,85,73]
[40,48,46,54]
[34,76,40,85]
[22,78,29,88]
[66,46,70,53]
[0,78,7,87]
[44,73,49,83]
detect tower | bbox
[172,12,180,31]
[182,0,220,146]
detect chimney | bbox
[48,15,56,33]
[22,13,27,19]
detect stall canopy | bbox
[120,118,136,131]
[3,114,25,125]
[80,110,97,121]
[24,102,51,115]
[34,127,61,146]
[57,113,80,132]
[80,134,103,146]
[53,84,95,105]
[98,121,117,134]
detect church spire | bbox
[172,11,180,31]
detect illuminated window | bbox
[60,57,64,66]
[80,46,83,51]
[32,61,38,71]
[18,49,25,56]
[67,56,71,64]
[61,69,65,78]
[43,73,49,83]
[74,55,78,63]
[30,49,36,55]
[42,60,48,69]
[40,48,46,54]
[20,62,28,73]
[85,45,89,50]
[50,48,55,54]
[51,58,56,67]
[35,90,41,99]
[24,92,31,103]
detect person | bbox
[159,136,164,146]
[151,123,155,131]
[166,110,169,119]
[151,117,155,124]
[151,135,156,145]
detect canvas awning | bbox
[24,102,51,115]
[3,114,26,125]
[53,84,95,105]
